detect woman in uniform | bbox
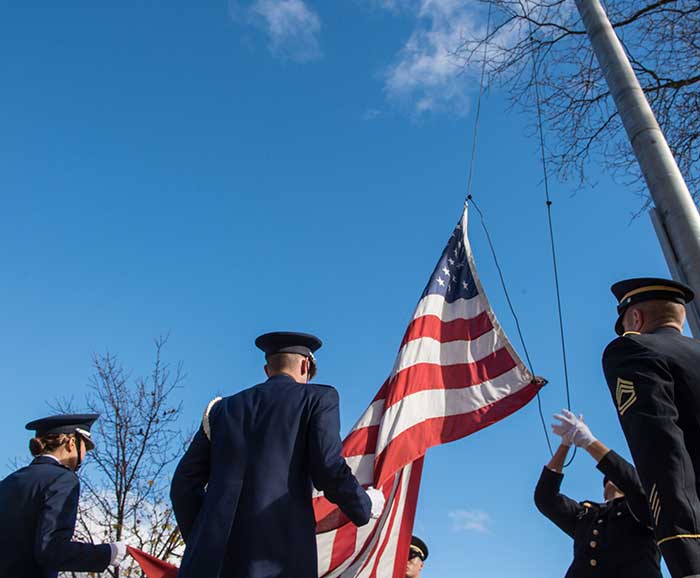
[0,413,128,578]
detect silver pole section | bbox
[574,0,700,337]
[650,208,700,336]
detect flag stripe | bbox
[410,293,487,324]
[400,311,493,347]
[391,333,506,377]
[316,207,542,578]
[384,348,518,408]
[374,381,540,486]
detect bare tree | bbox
[456,0,700,207]
[55,336,187,577]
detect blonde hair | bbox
[266,352,303,373]
[29,433,71,457]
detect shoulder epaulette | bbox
[202,397,222,441]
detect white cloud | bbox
[248,0,321,62]
[383,0,482,115]
[448,508,491,533]
[362,107,383,121]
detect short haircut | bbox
[265,352,304,373]
[634,299,686,327]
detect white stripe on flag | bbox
[410,293,487,323]
[375,366,532,455]
[391,332,504,376]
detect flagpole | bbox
[574,0,700,337]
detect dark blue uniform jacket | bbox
[170,374,372,578]
[0,456,111,578]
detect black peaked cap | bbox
[25,414,99,449]
[611,277,694,335]
[255,331,322,358]
[410,535,429,561]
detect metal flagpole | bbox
[574,0,700,337]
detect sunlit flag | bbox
[313,205,543,578]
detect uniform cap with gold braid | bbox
[409,535,429,561]
[611,277,694,335]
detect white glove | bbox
[552,409,597,448]
[109,541,129,567]
[366,486,385,519]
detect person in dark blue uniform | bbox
[0,414,128,578]
[171,331,385,578]
[602,277,700,578]
[535,410,661,578]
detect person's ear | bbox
[264,364,270,377]
[632,307,644,331]
[300,357,308,377]
[66,436,76,454]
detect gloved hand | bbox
[552,409,597,448]
[109,541,129,567]
[366,486,385,519]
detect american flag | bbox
[314,205,543,578]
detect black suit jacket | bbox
[534,450,660,578]
[170,374,371,578]
[0,456,111,578]
[603,327,700,578]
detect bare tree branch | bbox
[54,336,187,578]
[456,0,700,204]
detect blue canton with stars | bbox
[420,219,478,303]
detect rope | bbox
[466,3,492,199]
[527,17,576,466]
[467,196,553,456]
[463,3,556,456]
[462,3,576,462]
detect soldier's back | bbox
[0,459,74,578]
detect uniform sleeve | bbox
[170,426,211,542]
[596,449,652,527]
[533,466,583,538]
[307,387,371,527]
[603,337,700,577]
[34,473,112,572]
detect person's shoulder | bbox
[30,461,78,492]
[306,382,340,399]
[579,500,602,512]
[603,333,652,359]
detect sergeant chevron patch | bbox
[616,378,637,416]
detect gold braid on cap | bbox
[409,545,425,559]
[620,285,685,304]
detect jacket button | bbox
[593,529,600,536]
[590,559,598,567]
[590,541,597,548]
[616,511,622,516]
[597,519,603,524]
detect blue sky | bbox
[0,1,679,576]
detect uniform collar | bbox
[651,326,682,336]
[32,455,70,470]
[265,373,300,384]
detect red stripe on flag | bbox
[385,347,517,408]
[343,425,379,457]
[400,312,492,347]
[328,523,359,573]
[127,547,178,578]
[391,458,424,578]
[366,476,405,578]
[375,380,542,486]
